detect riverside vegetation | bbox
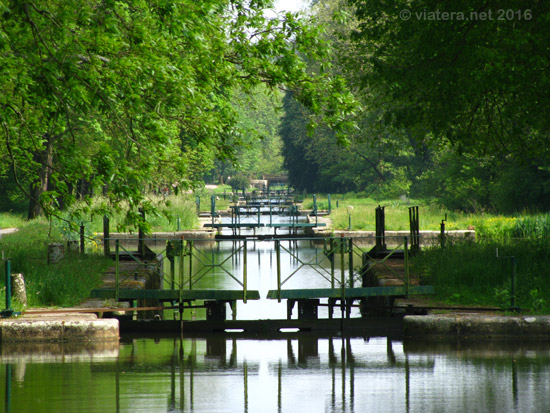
[2,192,550,313]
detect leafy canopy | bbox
[0,0,357,227]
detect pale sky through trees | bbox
[273,0,308,13]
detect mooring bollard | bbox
[11,273,27,307]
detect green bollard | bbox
[4,259,12,313]
[2,259,20,318]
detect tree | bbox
[279,0,430,197]
[0,0,357,227]
[348,0,550,158]
[210,85,285,183]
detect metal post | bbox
[243,240,248,303]
[328,194,332,214]
[276,240,281,302]
[348,238,354,288]
[211,195,216,227]
[511,257,517,310]
[313,194,317,217]
[138,208,145,256]
[440,213,447,248]
[340,237,346,317]
[115,240,120,302]
[170,256,175,290]
[409,206,419,253]
[5,259,11,312]
[330,239,335,288]
[188,241,193,290]
[80,222,85,254]
[103,215,110,257]
[177,217,181,231]
[404,237,409,297]
[496,249,518,312]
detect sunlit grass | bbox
[0,212,26,228]
[303,194,547,239]
[413,238,550,313]
[0,220,111,308]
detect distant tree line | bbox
[279,0,550,213]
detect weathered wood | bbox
[266,286,434,300]
[90,288,261,301]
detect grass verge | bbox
[0,220,112,309]
[412,238,550,313]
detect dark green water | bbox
[3,337,550,412]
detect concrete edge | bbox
[0,317,119,343]
[403,314,550,341]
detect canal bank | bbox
[0,311,119,343]
[4,311,550,343]
[404,314,550,341]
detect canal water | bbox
[3,337,550,412]
[2,213,550,412]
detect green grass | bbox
[0,212,26,228]
[303,194,548,239]
[0,220,112,309]
[413,238,550,313]
[309,195,472,231]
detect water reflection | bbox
[4,335,550,412]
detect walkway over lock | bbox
[90,235,433,330]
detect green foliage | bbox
[413,239,550,313]
[513,214,550,239]
[0,221,111,307]
[348,0,550,159]
[210,86,285,182]
[0,0,357,225]
[228,174,250,192]
[324,196,469,231]
[0,212,26,228]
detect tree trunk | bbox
[28,135,54,219]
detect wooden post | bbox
[276,240,281,302]
[243,240,247,303]
[103,215,110,257]
[115,240,120,302]
[340,237,345,318]
[404,237,409,297]
[80,223,85,254]
[138,208,145,256]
